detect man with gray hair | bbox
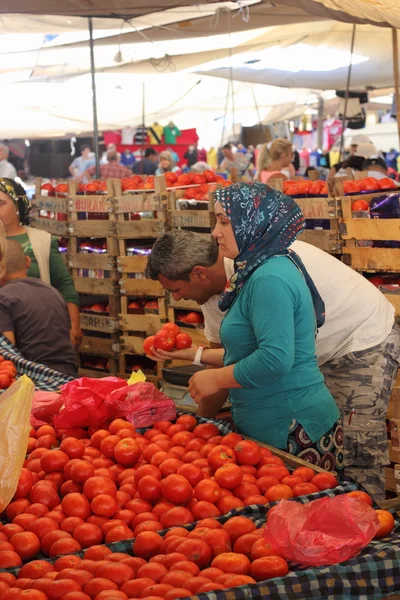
[146,230,399,499]
[0,144,17,179]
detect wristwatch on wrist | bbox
[193,346,205,367]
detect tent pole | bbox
[317,96,324,149]
[392,28,400,151]
[88,17,100,178]
[339,24,356,160]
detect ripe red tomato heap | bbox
[143,324,192,356]
[283,177,396,199]
[0,416,395,598]
[0,357,17,390]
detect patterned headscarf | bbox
[215,182,325,329]
[0,178,31,225]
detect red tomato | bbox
[311,472,338,491]
[114,438,141,467]
[296,180,310,196]
[222,516,256,543]
[214,464,243,490]
[281,475,303,489]
[250,556,289,581]
[153,330,175,352]
[358,177,379,192]
[137,476,162,503]
[161,323,180,337]
[177,464,204,487]
[55,182,69,194]
[41,450,69,473]
[49,537,81,557]
[292,482,319,496]
[234,441,261,466]
[83,476,117,501]
[292,466,315,482]
[203,170,217,183]
[133,531,163,560]
[161,474,192,505]
[208,445,236,472]
[343,180,361,194]
[347,490,373,506]
[13,469,33,500]
[160,507,194,528]
[309,180,325,195]
[233,533,260,558]
[41,182,55,194]
[10,531,40,561]
[266,484,294,502]
[379,177,397,190]
[175,333,193,349]
[211,552,251,575]
[251,538,276,560]
[143,335,156,356]
[351,199,369,211]
[195,480,221,504]
[374,510,395,538]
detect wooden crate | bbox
[31,178,69,236]
[340,194,400,272]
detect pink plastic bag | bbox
[106,382,176,428]
[54,377,127,429]
[31,391,63,427]
[263,495,380,566]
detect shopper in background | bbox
[0,240,78,377]
[86,151,132,180]
[146,183,342,470]
[100,143,121,164]
[362,157,393,181]
[386,148,399,171]
[0,144,17,179]
[166,147,180,165]
[69,145,92,177]
[120,148,135,169]
[184,144,198,168]
[220,143,251,181]
[0,178,82,348]
[155,151,181,176]
[147,225,399,499]
[133,147,158,176]
[256,138,295,183]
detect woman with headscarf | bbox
[0,178,82,348]
[155,151,181,176]
[149,182,342,470]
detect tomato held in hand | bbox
[175,333,192,349]
[153,330,175,352]
[162,323,180,337]
[143,335,156,356]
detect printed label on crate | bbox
[33,197,68,213]
[30,216,69,236]
[80,314,117,332]
[117,196,161,212]
[69,196,110,213]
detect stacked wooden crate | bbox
[115,177,168,382]
[386,374,400,498]
[67,181,121,376]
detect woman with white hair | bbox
[155,151,181,176]
[0,144,17,179]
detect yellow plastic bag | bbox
[0,375,34,511]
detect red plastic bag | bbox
[31,391,63,427]
[54,377,127,429]
[105,382,176,428]
[263,495,380,566]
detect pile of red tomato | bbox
[283,176,397,198]
[0,415,395,600]
[0,357,17,390]
[143,323,192,356]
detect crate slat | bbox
[117,256,148,273]
[295,198,342,219]
[342,247,400,271]
[79,335,119,357]
[120,334,146,355]
[119,313,164,334]
[120,279,165,297]
[74,277,117,296]
[340,218,400,241]
[30,216,69,236]
[114,194,163,213]
[116,220,165,239]
[69,220,115,237]
[68,254,116,270]
[298,230,343,254]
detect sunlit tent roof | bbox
[0,1,398,138]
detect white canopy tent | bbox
[0,0,398,141]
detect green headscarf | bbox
[0,178,31,225]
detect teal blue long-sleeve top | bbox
[220,255,339,449]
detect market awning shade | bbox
[0,0,399,29]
